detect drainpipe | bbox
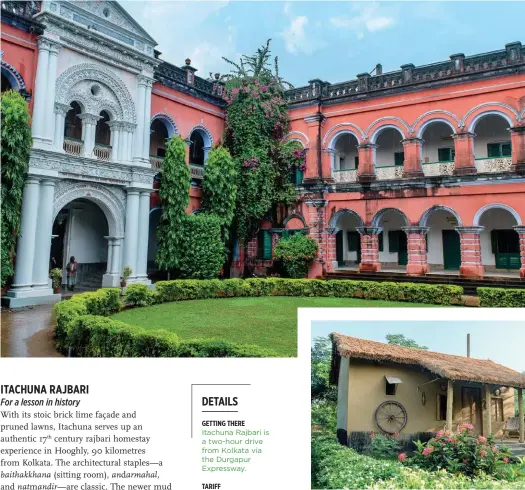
[317,99,323,180]
[467,333,471,357]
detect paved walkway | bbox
[1,304,61,357]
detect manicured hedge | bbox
[478,287,525,307]
[54,279,464,358]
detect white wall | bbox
[473,115,511,159]
[421,122,454,163]
[66,200,109,264]
[334,134,359,170]
[378,212,405,263]
[375,129,404,167]
[479,208,518,266]
[426,211,459,265]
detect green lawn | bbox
[111,296,437,357]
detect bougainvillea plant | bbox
[221,40,299,265]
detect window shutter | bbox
[490,230,498,254]
[263,230,273,260]
[347,232,358,252]
[296,168,304,184]
[487,143,500,158]
[394,152,404,166]
[257,231,264,258]
[378,231,384,252]
[388,230,399,253]
[501,142,512,157]
[282,230,290,240]
[438,148,452,162]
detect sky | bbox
[123,1,525,87]
[312,321,525,372]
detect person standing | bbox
[66,256,78,291]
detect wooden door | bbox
[336,231,344,267]
[442,230,461,270]
[461,387,483,435]
[398,231,408,266]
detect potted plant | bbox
[121,266,132,287]
[50,268,63,294]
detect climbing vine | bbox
[222,40,297,245]
[1,90,32,287]
[155,136,190,271]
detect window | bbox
[437,394,447,421]
[394,152,404,166]
[291,166,303,185]
[492,398,504,422]
[190,131,205,165]
[487,142,512,158]
[257,230,272,260]
[438,147,455,162]
[385,376,401,395]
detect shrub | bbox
[121,266,132,282]
[407,424,514,478]
[364,432,401,458]
[311,399,337,433]
[50,268,63,290]
[273,233,318,278]
[125,284,154,307]
[478,287,525,307]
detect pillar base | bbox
[308,261,324,278]
[358,173,376,183]
[406,264,429,276]
[520,267,525,279]
[511,162,525,174]
[402,170,424,179]
[2,287,61,308]
[359,263,381,272]
[102,273,121,288]
[459,264,484,279]
[453,166,477,176]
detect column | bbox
[357,227,382,272]
[111,238,123,275]
[519,388,524,444]
[105,237,114,274]
[108,122,121,163]
[142,79,153,161]
[357,144,377,182]
[133,77,146,162]
[403,226,429,275]
[31,38,50,143]
[123,189,140,279]
[446,380,454,432]
[45,43,60,143]
[453,132,477,175]
[325,227,337,272]
[485,385,492,437]
[305,199,327,277]
[135,191,151,279]
[510,126,525,173]
[513,226,525,279]
[53,103,70,151]
[10,178,41,289]
[402,138,424,178]
[303,114,325,182]
[32,180,56,289]
[456,226,484,278]
[79,113,100,158]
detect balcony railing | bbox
[93,144,112,161]
[190,164,204,180]
[333,168,358,183]
[1,1,41,18]
[376,165,404,180]
[150,155,164,170]
[475,157,512,173]
[63,137,83,156]
[422,161,455,177]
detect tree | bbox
[155,136,190,272]
[311,336,335,399]
[1,90,32,287]
[386,334,428,350]
[221,40,298,273]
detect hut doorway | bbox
[461,386,483,435]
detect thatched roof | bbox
[331,333,525,389]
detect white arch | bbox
[284,131,309,146]
[473,203,522,227]
[151,112,179,138]
[323,123,365,146]
[419,205,463,227]
[369,124,406,144]
[188,123,213,147]
[365,117,410,142]
[519,107,525,121]
[467,110,514,133]
[371,208,410,227]
[416,118,457,139]
[53,182,126,236]
[328,129,362,150]
[55,63,136,122]
[328,209,364,229]
[411,110,460,136]
[1,60,27,91]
